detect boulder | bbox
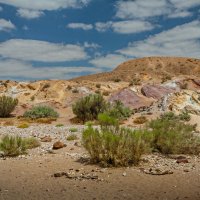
[53,141,66,150]
[109,88,153,110]
[141,85,177,99]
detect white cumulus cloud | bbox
[17,8,44,19]
[0,18,15,32]
[95,20,154,34]
[117,20,200,59]
[0,0,91,11]
[0,39,88,62]
[67,23,93,30]
[0,59,101,80]
[89,54,127,69]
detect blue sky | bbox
[0,0,200,80]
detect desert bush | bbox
[17,123,29,129]
[102,91,110,96]
[113,78,121,82]
[148,117,200,154]
[98,113,119,128]
[23,106,59,119]
[66,134,78,141]
[95,90,101,94]
[42,83,50,90]
[134,116,148,124]
[0,96,18,117]
[69,127,78,132]
[72,88,79,93]
[96,84,101,88]
[107,100,132,120]
[0,135,27,157]
[30,96,35,101]
[178,111,191,122]
[161,112,191,122]
[56,123,64,127]
[35,118,56,124]
[72,94,107,123]
[82,124,151,167]
[129,78,141,86]
[23,137,41,149]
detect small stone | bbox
[184,169,190,173]
[122,172,127,177]
[53,141,66,150]
[41,136,52,142]
[74,142,81,147]
[176,159,189,164]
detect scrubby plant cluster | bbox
[82,122,151,167]
[0,135,40,157]
[72,94,107,123]
[72,94,132,123]
[82,112,200,167]
[0,96,18,117]
[105,100,132,120]
[23,106,59,119]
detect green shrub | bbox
[98,113,119,128]
[72,94,107,123]
[66,134,78,141]
[0,135,27,157]
[17,123,29,129]
[0,96,18,117]
[148,118,200,154]
[69,127,78,132]
[113,78,121,82]
[178,111,191,122]
[24,137,41,149]
[23,106,59,119]
[161,112,191,122]
[56,124,64,127]
[107,100,132,120]
[96,84,101,88]
[82,124,151,167]
[134,116,148,124]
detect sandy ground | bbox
[1,146,200,200]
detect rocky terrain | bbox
[1,56,200,200]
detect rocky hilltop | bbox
[0,56,200,127]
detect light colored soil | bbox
[0,124,200,200]
[1,153,200,200]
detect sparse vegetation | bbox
[66,134,78,141]
[82,123,151,167]
[0,135,40,157]
[0,135,27,157]
[30,96,35,101]
[23,106,59,119]
[134,116,148,124]
[161,112,191,122]
[72,88,79,93]
[129,78,141,86]
[56,124,64,127]
[17,123,29,129]
[98,113,119,128]
[148,117,199,154]
[102,91,110,96]
[106,100,132,120]
[69,127,78,132]
[113,78,121,82]
[23,137,41,149]
[0,96,18,118]
[96,84,101,88]
[72,94,107,123]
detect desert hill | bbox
[0,56,200,126]
[72,57,200,82]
